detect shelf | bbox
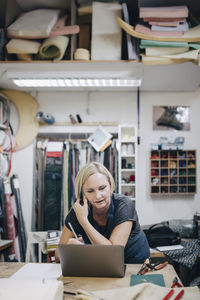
[121,155,135,158]
[150,150,197,195]
[118,124,137,200]
[39,122,119,135]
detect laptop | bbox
[58,244,125,277]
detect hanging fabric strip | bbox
[137,87,140,145]
[0,178,8,239]
[11,174,26,262]
[38,145,46,231]
[4,178,18,260]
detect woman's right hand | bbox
[73,196,89,225]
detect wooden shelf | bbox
[150,150,196,195]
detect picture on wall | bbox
[153,106,190,131]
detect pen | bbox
[68,222,79,240]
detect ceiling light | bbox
[12,78,142,88]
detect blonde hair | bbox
[75,162,115,198]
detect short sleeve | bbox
[112,194,140,234]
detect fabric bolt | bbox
[64,145,69,216]
[4,188,17,259]
[39,36,69,61]
[164,239,200,269]
[10,194,20,260]
[68,148,74,210]
[44,156,63,230]
[65,193,150,263]
[11,175,27,262]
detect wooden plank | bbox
[2,90,39,151]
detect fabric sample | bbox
[164,239,200,269]
[7,9,60,38]
[135,24,183,37]
[6,39,41,54]
[139,6,189,19]
[39,36,69,61]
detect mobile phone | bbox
[80,191,84,205]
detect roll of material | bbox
[39,36,69,61]
[74,48,90,60]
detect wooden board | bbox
[117,18,200,42]
[2,90,39,151]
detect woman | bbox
[55,162,150,263]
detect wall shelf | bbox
[150,150,197,196]
[118,124,137,201]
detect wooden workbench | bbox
[0,262,181,299]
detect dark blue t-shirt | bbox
[64,193,149,263]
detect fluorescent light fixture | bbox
[12,78,142,88]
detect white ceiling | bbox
[0,61,200,92]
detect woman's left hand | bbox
[73,196,89,225]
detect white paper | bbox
[0,279,63,300]
[88,126,112,152]
[11,263,62,280]
[156,245,184,251]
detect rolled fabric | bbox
[74,48,90,60]
[39,35,69,61]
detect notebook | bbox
[58,244,125,277]
[130,274,165,287]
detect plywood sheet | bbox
[2,90,39,151]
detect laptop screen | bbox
[58,244,125,277]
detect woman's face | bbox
[82,172,111,210]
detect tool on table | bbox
[171,277,183,288]
[162,276,184,300]
[137,258,168,275]
[162,289,184,300]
